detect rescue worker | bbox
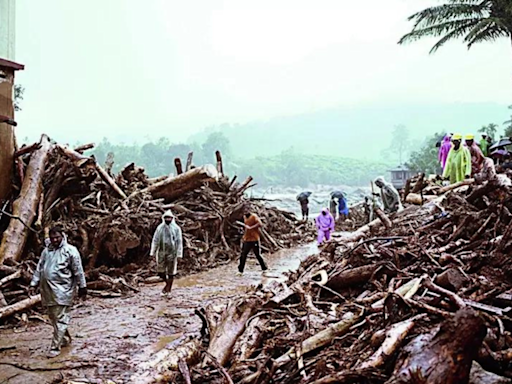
[443,133,471,184]
[438,134,452,170]
[338,196,349,221]
[237,210,268,276]
[465,134,485,175]
[150,210,183,297]
[28,226,87,358]
[374,177,403,214]
[364,196,374,223]
[329,197,337,220]
[480,134,489,157]
[316,208,335,246]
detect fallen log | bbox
[0,294,41,320]
[0,269,21,288]
[437,179,475,195]
[138,165,219,202]
[374,207,392,229]
[74,143,95,153]
[411,173,425,194]
[326,263,387,291]
[206,298,259,366]
[215,150,223,175]
[13,142,41,157]
[386,308,486,384]
[0,135,52,263]
[359,314,425,369]
[405,193,437,205]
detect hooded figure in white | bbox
[374,176,403,214]
[150,210,183,295]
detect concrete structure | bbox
[0,0,15,60]
[388,165,414,190]
[0,58,24,203]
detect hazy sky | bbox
[14,0,511,144]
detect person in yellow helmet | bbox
[443,133,472,184]
[464,134,484,175]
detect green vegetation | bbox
[89,135,390,187]
[406,133,445,175]
[399,1,512,54]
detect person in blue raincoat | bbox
[337,196,349,221]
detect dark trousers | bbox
[239,241,267,273]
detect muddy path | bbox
[0,244,317,384]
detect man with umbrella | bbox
[331,191,349,222]
[297,192,311,221]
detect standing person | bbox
[329,197,338,220]
[316,208,335,246]
[299,197,309,221]
[443,133,472,184]
[150,210,183,297]
[337,196,349,222]
[28,226,87,358]
[374,177,403,213]
[438,134,452,170]
[465,134,485,175]
[480,134,490,157]
[237,210,268,276]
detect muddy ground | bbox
[0,244,317,384]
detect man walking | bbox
[316,208,335,246]
[238,210,268,276]
[29,226,87,358]
[150,210,183,297]
[299,197,309,221]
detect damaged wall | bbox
[0,64,15,203]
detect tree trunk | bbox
[140,165,218,202]
[0,68,15,203]
[0,135,52,264]
[374,207,392,229]
[326,263,385,291]
[0,294,41,320]
[386,308,486,384]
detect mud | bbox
[0,243,317,384]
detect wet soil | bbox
[0,243,317,384]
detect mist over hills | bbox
[188,102,509,162]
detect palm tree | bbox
[399,1,512,53]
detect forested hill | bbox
[188,102,508,160]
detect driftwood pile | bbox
[0,135,313,322]
[135,174,512,384]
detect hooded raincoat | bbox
[375,177,403,213]
[316,209,335,245]
[480,138,489,157]
[438,135,452,170]
[338,197,349,216]
[150,210,183,276]
[442,145,472,184]
[30,235,86,307]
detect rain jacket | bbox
[443,145,472,184]
[480,138,489,157]
[438,135,452,170]
[375,177,403,213]
[30,236,86,307]
[466,142,485,175]
[150,211,183,272]
[338,197,349,216]
[316,209,335,232]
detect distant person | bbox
[150,210,183,297]
[338,196,349,221]
[329,197,337,220]
[296,193,310,221]
[443,133,471,184]
[374,177,403,214]
[480,134,490,157]
[316,208,335,246]
[438,134,452,170]
[364,196,374,223]
[238,210,268,276]
[465,134,485,175]
[28,226,87,358]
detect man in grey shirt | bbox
[29,226,87,358]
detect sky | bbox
[13,0,512,144]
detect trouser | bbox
[317,229,331,245]
[301,206,309,219]
[238,241,267,273]
[47,305,71,351]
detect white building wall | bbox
[0,0,15,60]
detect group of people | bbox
[28,206,269,358]
[439,133,496,184]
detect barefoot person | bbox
[150,210,183,297]
[238,210,268,276]
[28,226,87,358]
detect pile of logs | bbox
[135,173,512,383]
[0,135,313,322]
